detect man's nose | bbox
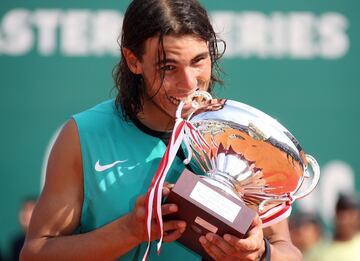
[177,68,198,92]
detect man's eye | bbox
[160,65,175,71]
[192,56,207,65]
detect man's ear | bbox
[122,47,142,74]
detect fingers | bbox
[163,182,174,190]
[199,234,227,260]
[162,187,171,196]
[250,214,263,228]
[162,183,174,196]
[223,233,258,252]
[131,192,185,244]
[162,221,186,242]
[235,236,261,252]
[228,219,263,252]
[134,194,146,208]
[200,232,264,261]
[163,229,184,242]
[134,193,179,219]
[134,195,146,220]
[151,220,186,242]
[199,215,263,259]
[161,203,178,215]
[247,215,263,239]
[163,220,186,232]
[201,233,236,256]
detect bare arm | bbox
[264,219,302,261]
[20,119,185,261]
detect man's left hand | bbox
[199,215,266,261]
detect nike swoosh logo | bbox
[95,160,127,172]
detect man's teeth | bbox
[168,91,199,105]
[168,96,191,105]
[168,96,180,105]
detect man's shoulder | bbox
[73,99,121,127]
[77,99,117,116]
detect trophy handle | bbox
[175,90,212,119]
[258,154,320,215]
[291,154,320,200]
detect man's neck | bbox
[137,100,175,132]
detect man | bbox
[289,212,328,261]
[21,0,302,260]
[318,193,360,261]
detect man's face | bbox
[335,208,359,238]
[131,34,212,127]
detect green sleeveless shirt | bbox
[73,100,200,260]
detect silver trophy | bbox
[158,91,320,258]
[179,92,320,226]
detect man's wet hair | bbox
[113,0,225,120]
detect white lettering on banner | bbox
[91,11,122,56]
[189,182,241,223]
[237,12,269,58]
[318,13,349,59]
[269,13,287,58]
[0,9,33,55]
[32,10,61,55]
[211,11,349,59]
[61,10,91,56]
[0,9,349,58]
[0,9,122,56]
[289,12,316,59]
[211,11,236,56]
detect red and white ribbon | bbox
[142,92,212,260]
[142,118,207,260]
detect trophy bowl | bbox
[181,97,320,226]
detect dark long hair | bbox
[113,0,225,120]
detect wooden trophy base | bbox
[165,169,256,259]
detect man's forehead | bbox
[143,34,208,60]
[143,36,160,53]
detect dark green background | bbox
[1,0,359,258]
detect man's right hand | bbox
[123,186,187,244]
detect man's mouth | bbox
[166,92,198,106]
[167,95,182,106]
